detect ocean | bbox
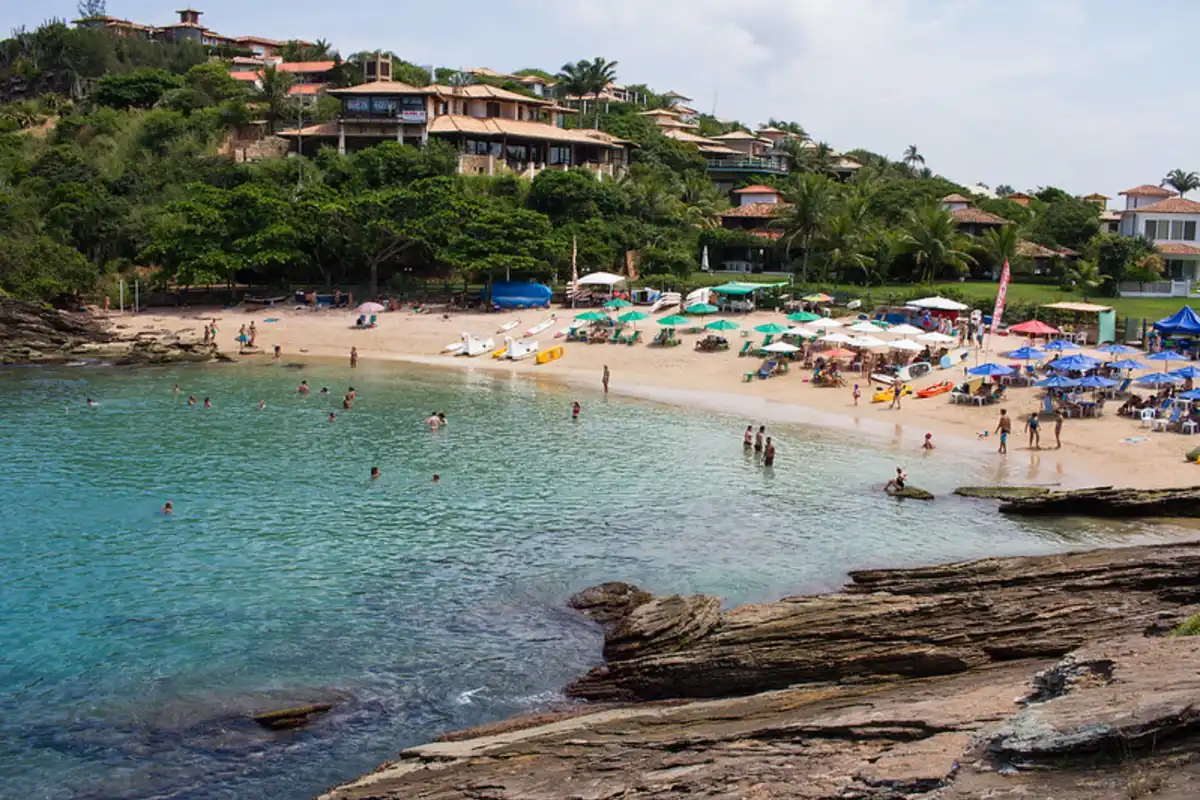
[0,360,1181,799]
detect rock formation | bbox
[999,485,1200,517]
[565,542,1200,702]
[953,485,1051,500]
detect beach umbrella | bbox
[822,347,857,359]
[785,326,820,338]
[1034,375,1080,388]
[1148,350,1187,366]
[1077,375,1118,389]
[357,301,385,313]
[603,298,632,310]
[1003,346,1045,360]
[1042,339,1079,351]
[889,339,924,352]
[1170,365,1200,379]
[754,322,790,334]
[849,321,882,333]
[916,331,955,344]
[618,310,650,323]
[850,335,887,348]
[705,319,739,331]
[1008,319,1059,336]
[1096,343,1140,356]
[686,302,719,315]
[1106,358,1148,371]
[803,293,833,303]
[1179,389,1200,401]
[967,363,1014,377]
[820,332,855,344]
[1047,354,1100,372]
[1137,372,1182,387]
[810,318,843,328]
[907,296,969,311]
[763,341,800,354]
[575,310,608,321]
[657,314,690,327]
[888,323,924,336]
[787,311,822,323]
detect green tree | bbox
[582,57,619,128]
[895,201,975,284]
[901,144,924,173]
[93,68,183,109]
[772,173,834,282]
[1163,168,1200,198]
[1066,259,1109,300]
[555,60,589,127]
[0,234,97,300]
[1031,197,1100,250]
[1090,232,1155,290]
[994,183,1015,197]
[257,64,293,133]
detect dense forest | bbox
[0,19,1160,304]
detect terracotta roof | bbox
[698,144,740,155]
[1083,192,1110,200]
[236,36,280,45]
[751,229,783,240]
[950,208,1009,225]
[656,118,699,130]
[1056,246,1078,257]
[1007,192,1031,199]
[429,84,551,105]
[1130,197,1200,214]
[276,61,335,73]
[288,83,323,96]
[1157,243,1200,256]
[428,115,625,146]
[330,80,432,95]
[721,202,791,219]
[663,129,718,145]
[942,193,972,203]
[638,108,679,117]
[1100,210,1122,221]
[229,71,259,82]
[712,130,765,141]
[834,157,862,170]
[1016,240,1059,259]
[732,184,780,194]
[464,67,506,78]
[1119,184,1176,197]
[757,126,785,134]
[661,91,692,100]
[519,74,548,84]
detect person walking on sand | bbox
[852,383,861,406]
[1054,412,1064,450]
[995,408,1011,454]
[273,344,281,360]
[754,425,765,453]
[350,347,358,369]
[890,376,904,410]
[1025,411,1041,450]
[763,437,776,467]
[743,425,753,449]
[602,365,610,394]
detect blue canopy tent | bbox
[1096,343,1140,356]
[1106,359,1148,371]
[1153,306,1200,335]
[1137,373,1182,387]
[1077,375,1117,389]
[1170,365,1200,380]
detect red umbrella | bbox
[822,347,857,359]
[1009,320,1059,335]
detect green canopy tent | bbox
[787,311,821,323]
[618,310,650,323]
[754,323,789,334]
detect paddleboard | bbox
[525,318,556,337]
[497,319,521,333]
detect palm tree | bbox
[804,141,837,178]
[555,60,589,127]
[680,176,726,230]
[895,201,975,285]
[258,64,293,133]
[582,57,618,128]
[1066,260,1109,300]
[771,174,834,282]
[1162,169,1200,197]
[902,144,925,174]
[979,224,1020,271]
[995,184,1015,197]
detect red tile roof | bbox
[1156,243,1200,256]
[1119,184,1176,197]
[720,202,791,219]
[230,71,259,82]
[732,184,780,194]
[751,229,783,240]
[276,61,336,73]
[1016,240,1059,259]
[1130,197,1200,214]
[941,193,972,203]
[951,208,1009,225]
[236,36,280,45]
[288,83,323,96]
[1007,192,1031,199]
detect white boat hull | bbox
[459,333,495,357]
[650,292,681,314]
[525,317,556,337]
[503,336,540,361]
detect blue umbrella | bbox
[1077,375,1117,389]
[1047,354,1100,372]
[967,362,1014,377]
[1003,346,1045,360]
[1042,339,1080,351]
[1137,372,1182,387]
[1096,343,1140,356]
[1106,359,1147,371]
[1034,375,1080,388]
[1148,350,1187,362]
[1170,365,1200,380]
[1179,389,1200,401]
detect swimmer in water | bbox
[161,501,173,514]
[571,401,581,420]
[348,387,357,400]
[173,384,180,393]
[86,397,96,407]
[320,387,329,395]
[203,397,211,408]
[259,399,266,411]
[437,412,447,427]
[328,412,336,422]
[343,394,352,410]
[187,395,196,406]
[370,466,380,480]
[432,473,440,483]
[426,412,441,430]
[298,380,310,394]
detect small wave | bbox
[453,687,486,706]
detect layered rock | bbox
[999,485,1200,517]
[565,542,1200,702]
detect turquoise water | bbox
[0,360,1182,799]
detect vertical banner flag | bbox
[991,258,1011,335]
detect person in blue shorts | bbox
[995,408,1011,454]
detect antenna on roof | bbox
[711,89,717,117]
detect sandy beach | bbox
[122,305,1200,490]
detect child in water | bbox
[852,384,861,406]
[571,401,581,420]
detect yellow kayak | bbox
[872,384,913,403]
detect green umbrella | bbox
[787,311,821,323]
[575,311,608,321]
[657,314,689,327]
[754,323,789,334]
[705,319,740,331]
[618,310,650,323]
[604,298,633,309]
[686,302,719,315]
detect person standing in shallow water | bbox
[743,425,753,449]
[350,347,358,369]
[995,408,1011,454]
[754,426,765,452]
[602,365,610,394]
[763,437,776,467]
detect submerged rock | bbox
[954,485,1051,500]
[889,486,934,500]
[251,702,333,730]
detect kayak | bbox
[917,381,953,399]
[872,384,913,403]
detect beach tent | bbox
[618,310,650,323]
[705,319,739,331]
[1096,343,1140,356]
[657,314,689,327]
[820,332,855,344]
[784,326,819,338]
[574,311,608,321]
[1106,359,1147,371]
[822,347,857,359]
[967,363,1013,377]
[1042,339,1079,351]
[712,281,786,296]
[906,296,969,311]
[686,303,719,315]
[604,298,632,310]
[916,331,955,344]
[890,339,923,352]
[1153,306,1200,335]
[1170,365,1200,380]
[850,335,887,348]
[788,311,822,323]
[1041,301,1116,345]
[1078,375,1118,389]
[849,321,883,333]
[1008,320,1059,335]
[577,271,627,286]
[754,323,790,334]
[1137,372,1181,386]
[803,293,834,303]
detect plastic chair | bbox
[1152,407,1182,432]
[1139,407,1157,428]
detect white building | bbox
[1117,185,1200,295]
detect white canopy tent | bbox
[820,332,855,344]
[851,335,887,348]
[577,271,627,286]
[906,296,969,311]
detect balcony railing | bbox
[706,157,789,174]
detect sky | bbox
[11,0,1198,201]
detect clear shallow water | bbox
[0,360,1184,799]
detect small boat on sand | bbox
[459,333,495,357]
[917,381,954,399]
[503,336,540,361]
[872,384,913,403]
[497,319,521,333]
[554,326,573,338]
[525,317,556,337]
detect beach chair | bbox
[368,314,377,327]
[1183,416,1198,435]
[756,360,777,380]
[626,330,642,346]
[1041,394,1055,415]
[609,327,624,344]
[1152,406,1183,433]
[1113,378,1132,397]
[762,335,774,347]
[939,354,952,370]
[737,341,753,357]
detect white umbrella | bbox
[821,332,854,344]
[849,321,884,333]
[887,323,924,336]
[357,301,385,313]
[763,341,800,354]
[851,335,887,348]
[809,318,843,328]
[785,326,819,338]
[916,331,956,344]
[700,245,710,272]
[907,296,969,311]
[889,339,924,352]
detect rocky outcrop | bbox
[320,636,1200,800]
[999,485,1200,517]
[889,486,934,500]
[954,485,1051,500]
[565,542,1200,701]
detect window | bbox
[486,102,501,118]
[1166,259,1192,280]
[548,146,571,165]
[1145,220,1159,239]
[506,144,528,163]
[1187,221,1197,241]
[370,96,397,116]
[1172,220,1185,240]
[345,97,370,115]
